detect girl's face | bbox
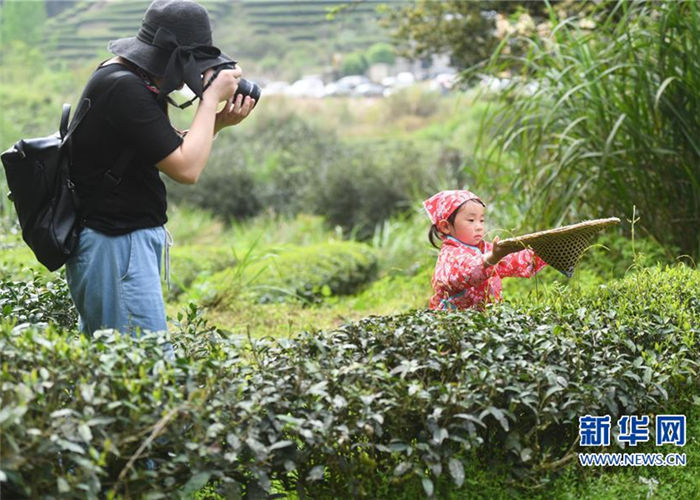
[441,200,486,246]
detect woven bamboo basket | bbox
[497,217,621,277]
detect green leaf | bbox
[307,465,325,481]
[181,472,211,497]
[422,477,434,497]
[269,440,295,451]
[57,439,84,454]
[454,413,486,428]
[78,423,92,443]
[480,406,509,432]
[393,461,412,477]
[57,477,70,493]
[448,458,465,487]
[80,383,95,404]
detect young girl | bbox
[424,190,547,310]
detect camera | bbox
[210,62,261,102]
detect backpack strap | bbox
[60,104,71,139]
[62,98,92,145]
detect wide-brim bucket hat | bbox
[108,0,234,98]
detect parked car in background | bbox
[336,75,370,89]
[262,81,290,96]
[354,82,385,97]
[285,77,326,98]
[323,81,353,97]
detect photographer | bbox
[66,0,256,341]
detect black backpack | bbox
[1,70,134,271]
[1,101,89,271]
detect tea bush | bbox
[199,241,378,306]
[1,265,698,498]
[168,245,237,299]
[0,271,76,329]
[582,232,676,278]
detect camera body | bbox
[211,62,261,102]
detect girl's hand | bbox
[214,93,256,132]
[484,236,515,266]
[491,236,508,261]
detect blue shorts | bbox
[66,226,167,337]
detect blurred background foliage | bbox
[1,0,695,259]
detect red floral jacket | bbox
[430,236,547,310]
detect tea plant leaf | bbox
[448,458,465,487]
[57,477,70,493]
[306,465,325,481]
[422,477,434,497]
[181,472,211,497]
[394,461,412,477]
[480,406,509,432]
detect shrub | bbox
[166,112,435,239]
[0,271,76,328]
[201,240,378,306]
[165,113,342,222]
[340,51,369,76]
[366,42,396,65]
[1,265,698,498]
[302,141,432,239]
[166,155,261,224]
[167,245,237,299]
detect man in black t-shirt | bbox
[65,0,256,341]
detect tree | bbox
[378,0,589,71]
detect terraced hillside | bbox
[41,0,395,79]
[242,0,385,41]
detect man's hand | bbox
[214,93,256,133]
[202,65,242,104]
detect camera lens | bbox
[234,78,261,102]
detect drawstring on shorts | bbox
[164,227,173,290]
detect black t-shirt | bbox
[71,63,183,235]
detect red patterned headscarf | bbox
[423,190,483,225]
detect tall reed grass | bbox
[478,1,700,259]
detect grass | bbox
[479,1,700,259]
[0,222,45,281]
[163,208,432,338]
